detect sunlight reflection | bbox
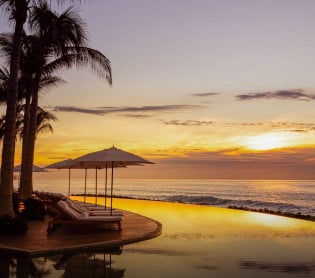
[71,196,315,239]
[246,212,300,228]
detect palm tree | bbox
[19,2,112,199]
[0,59,61,200]
[0,0,29,216]
[0,0,89,216]
[0,1,102,213]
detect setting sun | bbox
[243,133,290,151]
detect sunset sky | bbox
[1,0,315,179]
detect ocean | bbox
[26,175,315,217]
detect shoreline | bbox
[71,193,315,222]
[227,205,315,222]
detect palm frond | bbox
[36,106,58,136]
[0,66,10,81]
[0,66,9,103]
[29,2,88,56]
[73,47,112,84]
[36,123,53,135]
[0,32,13,64]
[0,0,15,21]
[43,46,112,85]
[39,75,66,93]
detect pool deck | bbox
[0,210,162,257]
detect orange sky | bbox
[2,1,315,179]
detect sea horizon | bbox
[26,176,315,218]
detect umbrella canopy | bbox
[45,159,92,197]
[73,146,153,167]
[45,158,109,201]
[73,146,154,212]
[45,159,78,169]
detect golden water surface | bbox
[69,196,315,278]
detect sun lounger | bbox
[35,191,122,215]
[47,200,122,234]
[74,201,118,211]
[64,199,123,216]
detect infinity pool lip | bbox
[0,209,162,257]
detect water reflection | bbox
[239,260,315,275]
[2,198,315,277]
[0,246,125,278]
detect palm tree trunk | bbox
[19,92,31,199]
[0,2,27,215]
[19,72,41,199]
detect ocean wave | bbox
[163,195,315,216]
[166,195,230,206]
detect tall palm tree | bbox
[0,1,98,213]
[0,0,28,215]
[19,3,86,198]
[19,2,112,199]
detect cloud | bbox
[119,114,153,118]
[161,119,315,132]
[148,147,315,179]
[162,120,214,126]
[49,105,204,116]
[191,92,219,97]
[236,89,315,101]
[47,156,70,160]
[153,147,315,168]
[51,106,107,115]
[101,147,315,179]
[224,121,315,132]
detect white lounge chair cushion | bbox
[57,200,122,221]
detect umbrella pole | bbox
[104,164,108,210]
[68,168,71,197]
[110,162,114,215]
[95,167,98,206]
[84,168,87,203]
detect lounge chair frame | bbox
[46,200,122,234]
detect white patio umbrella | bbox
[45,159,83,197]
[45,159,106,202]
[73,146,154,214]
